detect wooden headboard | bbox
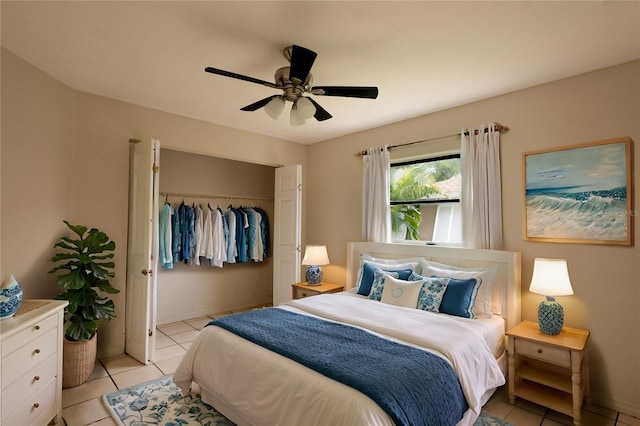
[347,242,522,331]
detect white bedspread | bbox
[174,293,505,426]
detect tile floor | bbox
[61,309,640,426]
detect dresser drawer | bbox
[1,312,58,357]
[3,376,57,426]
[2,353,57,416]
[515,339,571,367]
[2,327,58,389]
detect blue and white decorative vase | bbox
[0,275,23,320]
[537,297,564,335]
[305,265,323,285]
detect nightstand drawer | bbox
[293,286,319,299]
[515,339,570,367]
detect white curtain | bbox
[362,145,391,242]
[461,123,503,249]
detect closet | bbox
[127,140,301,364]
[156,148,276,325]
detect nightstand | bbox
[291,282,344,300]
[507,320,590,425]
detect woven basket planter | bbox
[62,332,97,388]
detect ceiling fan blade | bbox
[289,45,317,84]
[205,67,277,89]
[307,98,333,121]
[240,95,280,111]
[312,86,379,99]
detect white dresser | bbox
[1,299,68,426]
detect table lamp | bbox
[301,245,330,285]
[529,258,574,335]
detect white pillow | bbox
[380,275,423,308]
[420,260,497,318]
[361,254,423,273]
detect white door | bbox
[273,165,302,305]
[125,138,159,364]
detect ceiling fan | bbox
[205,45,379,126]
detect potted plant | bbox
[49,220,119,388]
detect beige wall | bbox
[307,60,640,415]
[0,48,306,359]
[156,149,274,324]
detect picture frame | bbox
[523,136,633,245]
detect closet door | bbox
[125,138,159,364]
[273,165,302,305]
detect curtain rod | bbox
[358,123,509,156]
[160,191,274,202]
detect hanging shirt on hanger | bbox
[172,205,182,263]
[192,205,204,266]
[211,208,227,267]
[179,202,194,264]
[159,202,173,269]
[224,207,237,263]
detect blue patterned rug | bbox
[103,375,513,426]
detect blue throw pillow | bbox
[438,277,481,319]
[409,272,449,312]
[357,262,414,296]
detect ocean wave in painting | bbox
[526,187,627,241]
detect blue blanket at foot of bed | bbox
[209,308,468,426]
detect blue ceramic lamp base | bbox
[305,265,323,285]
[537,297,564,335]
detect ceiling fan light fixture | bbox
[290,103,306,126]
[264,96,285,120]
[296,97,316,119]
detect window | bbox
[390,154,461,244]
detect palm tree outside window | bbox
[390,154,461,244]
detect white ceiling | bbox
[2,1,639,145]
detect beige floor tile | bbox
[541,418,567,426]
[482,397,514,419]
[152,344,187,362]
[155,331,175,349]
[584,403,618,420]
[88,361,109,381]
[619,413,640,426]
[62,376,117,408]
[155,355,185,375]
[158,322,195,335]
[62,397,111,425]
[100,353,145,375]
[111,364,164,389]
[171,329,200,344]
[185,316,212,330]
[180,341,193,350]
[504,405,545,426]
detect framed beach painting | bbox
[523,137,633,245]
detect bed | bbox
[174,242,521,426]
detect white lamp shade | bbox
[529,258,574,297]
[296,97,316,119]
[265,97,285,119]
[301,245,330,266]
[290,103,306,126]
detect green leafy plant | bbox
[49,220,119,341]
[390,165,439,240]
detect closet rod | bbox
[160,191,273,202]
[358,122,509,156]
